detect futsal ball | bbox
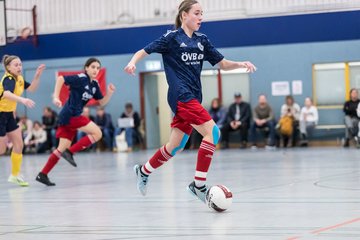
[205,185,233,212]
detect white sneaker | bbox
[134,164,148,196]
[187,181,209,203]
[8,175,29,187]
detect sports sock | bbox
[41,149,61,174]
[11,151,22,176]
[69,135,95,153]
[194,140,215,187]
[141,145,172,175]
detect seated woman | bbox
[24,121,47,153]
[299,97,318,146]
[279,95,300,147]
[113,102,141,152]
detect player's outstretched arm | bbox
[27,64,46,92]
[52,76,65,108]
[2,90,35,108]
[98,83,116,106]
[218,59,257,73]
[124,49,149,75]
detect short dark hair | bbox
[125,102,133,109]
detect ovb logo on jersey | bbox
[197,42,204,51]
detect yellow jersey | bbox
[0,72,30,112]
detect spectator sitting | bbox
[77,107,95,150]
[42,106,58,150]
[113,102,141,152]
[221,93,251,149]
[299,97,318,147]
[24,121,48,153]
[343,88,360,147]
[95,106,114,151]
[279,95,300,147]
[249,94,276,149]
[19,115,33,143]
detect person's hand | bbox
[35,64,46,77]
[230,121,237,129]
[124,63,136,75]
[240,61,257,73]
[21,98,35,108]
[53,97,62,108]
[108,83,116,94]
[236,121,241,127]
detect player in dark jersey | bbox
[0,54,45,186]
[36,58,115,186]
[124,0,256,203]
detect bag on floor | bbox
[115,131,128,152]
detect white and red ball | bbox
[205,185,233,212]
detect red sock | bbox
[69,135,94,154]
[194,140,215,187]
[41,149,62,174]
[141,145,172,175]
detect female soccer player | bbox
[124,0,256,202]
[36,58,115,186]
[0,55,45,186]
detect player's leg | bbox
[36,138,72,186]
[69,121,101,153]
[7,127,28,186]
[61,121,102,166]
[0,137,7,155]
[134,127,190,196]
[188,119,219,202]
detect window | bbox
[220,69,250,107]
[349,62,360,93]
[313,63,346,107]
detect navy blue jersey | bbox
[144,28,224,113]
[58,73,103,125]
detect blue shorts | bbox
[0,112,19,137]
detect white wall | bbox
[5,0,360,36]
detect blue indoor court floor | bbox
[0,147,360,240]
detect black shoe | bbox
[343,138,350,148]
[61,149,77,167]
[36,172,56,186]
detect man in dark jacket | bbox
[95,106,114,150]
[221,93,251,149]
[343,88,360,147]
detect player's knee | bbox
[212,125,220,145]
[93,127,103,141]
[170,134,189,156]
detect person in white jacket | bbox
[24,121,47,153]
[299,97,318,146]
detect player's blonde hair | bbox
[2,54,20,71]
[175,0,199,29]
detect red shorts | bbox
[171,99,212,135]
[56,116,91,141]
